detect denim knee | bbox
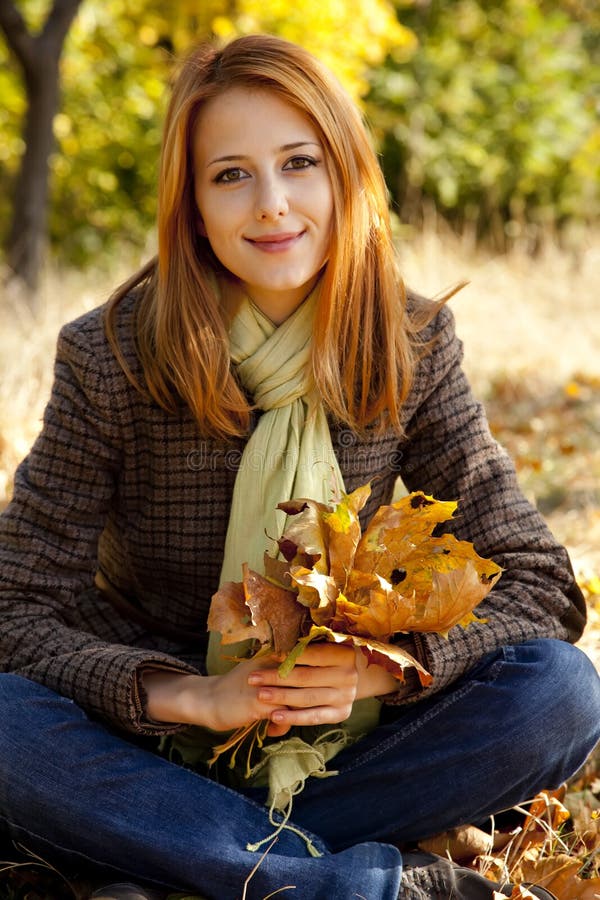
[501,639,600,785]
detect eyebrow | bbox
[206,141,322,167]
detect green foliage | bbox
[368,0,600,245]
[46,3,167,265]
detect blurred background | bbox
[0,0,599,619]
[0,3,599,895]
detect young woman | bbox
[0,34,598,900]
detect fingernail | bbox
[248,674,262,685]
[271,711,284,723]
[258,688,273,701]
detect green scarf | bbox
[207,288,345,674]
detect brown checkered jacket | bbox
[0,294,586,734]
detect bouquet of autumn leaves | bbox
[207,483,502,793]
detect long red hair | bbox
[105,34,438,438]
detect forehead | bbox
[193,87,322,157]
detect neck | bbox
[220,276,320,326]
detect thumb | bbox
[266,716,291,738]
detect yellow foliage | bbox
[212,0,416,99]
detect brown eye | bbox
[215,167,247,184]
[283,156,317,171]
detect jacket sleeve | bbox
[395,303,586,696]
[0,316,199,735]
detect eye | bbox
[214,167,249,184]
[283,155,318,171]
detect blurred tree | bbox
[0,0,82,290]
[368,0,599,248]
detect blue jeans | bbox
[0,639,598,899]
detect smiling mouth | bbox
[245,232,304,253]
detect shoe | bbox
[400,851,558,899]
[90,884,165,900]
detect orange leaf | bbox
[411,562,491,636]
[330,573,414,642]
[352,493,501,637]
[517,854,600,899]
[522,789,570,837]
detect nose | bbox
[254,176,289,221]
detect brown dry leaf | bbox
[478,855,511,884]
[263,552,292,588]
[506,889,537,900]
[242,564,308,656]
[276,497,329,573]
[517,854,600,899]
[207,580,270,645]
[320,482,372,587]
[419,824,494,861]
[565,791,600,849]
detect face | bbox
[193,87,334,324]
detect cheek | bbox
[317,181,335,234]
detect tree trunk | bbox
[0,0,82,293]
[6,55,60,290]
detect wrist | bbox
[141,669,217,727]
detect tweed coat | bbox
[0,293,586,736]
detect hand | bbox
[247,642,359,736]
[248,644,398,736]
[141,654,291,733]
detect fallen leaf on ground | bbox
[516,853,600,899]
[419,824,495,861]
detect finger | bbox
[266,720,292,738]
[270,704,353,728]
[249,656,358,689]
[294,643,356,666]
[256,685,353,709]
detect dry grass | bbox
[0,227,599,898]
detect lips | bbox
[245,231,304,253]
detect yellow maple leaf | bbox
[321,482,372,587]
